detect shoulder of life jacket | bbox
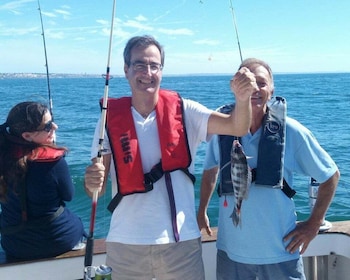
[28,146,66,162]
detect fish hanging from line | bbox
[230,139,251,227]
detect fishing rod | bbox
[83,0,116,279]
[229,0,243,62]
[37,0,53,120]
[228,1,244,144]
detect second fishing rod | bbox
[83,0,116,279]
[37,0,53,120]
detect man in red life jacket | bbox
[84,35,255,280]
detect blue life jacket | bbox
[218,97,295,198]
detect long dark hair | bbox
[0,102,63,202]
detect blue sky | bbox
[0,0,349,75]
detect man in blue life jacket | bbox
[197,58,340,280]
[84,35,254,280]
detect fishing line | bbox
[37,0,53,120]
[84,0,116,278]
[229,0,243,62]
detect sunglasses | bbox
[37,120,54,132]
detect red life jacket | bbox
[28,146,66,162]
[12,145,65,162]
[103,89,193,211]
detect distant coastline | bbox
[0,73,106,79]
[0,72,349,79]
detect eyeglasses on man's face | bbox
[37,120,54,132]
[131,62,163,74]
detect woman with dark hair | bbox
[0,102,86,260]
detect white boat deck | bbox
[1,221,350,279]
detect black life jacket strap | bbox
[0,206,64,235]
[144,162,196,186]
[107,162,196,213]
[107,193,123,213]
[281,178,297,198]
[251,168,296,198]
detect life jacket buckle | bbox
[143,162,164,191]
[143,178,155,192]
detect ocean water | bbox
[0,73,349,239]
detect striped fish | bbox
[230,139,251,227]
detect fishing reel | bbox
[84,264,112,280]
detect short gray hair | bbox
[239,58,274,91]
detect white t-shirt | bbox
[91,98,212,244]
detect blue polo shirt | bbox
[204,117,337,264]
